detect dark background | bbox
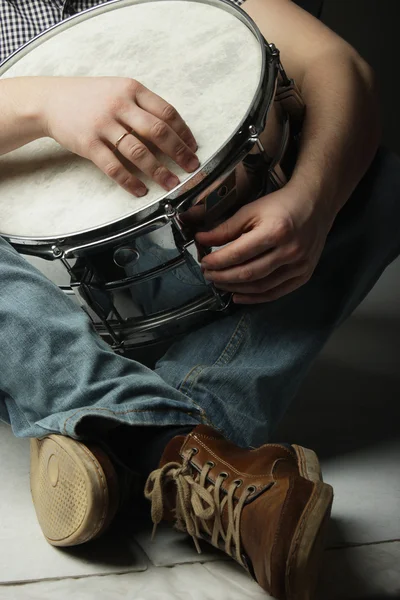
[273,1,400,475]
[296,0,400,155]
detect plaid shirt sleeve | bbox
[0,1,109,64]
[0,0,247,65]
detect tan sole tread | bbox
[30,435,111,546]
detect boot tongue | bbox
[189,424,225,439]
[159,425,219,467]
[159,434,188,467]
[157,426,224,522]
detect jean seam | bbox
[178,365,206,398]
[61,405,203,435]
[213,313,249,367]
[175,313,249,434]
[177,313,249,399]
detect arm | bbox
[0,76,198,196]
[199,0,381,303]
[244,0,380,220]
[0,78,46,155]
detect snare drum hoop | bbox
[0,0,278,253]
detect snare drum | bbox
[0,0,303,352]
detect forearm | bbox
[0,78,46,155]
[287,47,381,222]
[243,0,381,222]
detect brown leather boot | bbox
[30,435,122,546]
[144,425,333,600]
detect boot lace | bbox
[144,448,255,567]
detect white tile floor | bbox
[0,261,399,598]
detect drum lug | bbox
[268,43,292,88]
[51,244,63,259]
[269,42,305,132]
[248,118,289,189]
[248,124,259,141]
[164,201,190,247]
[248,124,272,164]
[164,202,176,218]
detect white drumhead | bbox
[0,0,262,239]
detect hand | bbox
[41,77,199,197]
[196,187,334,304]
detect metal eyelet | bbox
[191,447,199,455]
[246,485,256,494]
[206,460,215,468]
[219,471,229,479]
[233,479,243,487]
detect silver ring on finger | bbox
[114,129,133,151]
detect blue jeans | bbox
[1,147,399,448]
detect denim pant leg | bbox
[0,237,202,439]
[154,147,400,448]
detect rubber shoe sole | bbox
[30,435,119,547]
[292,444,323,483]
[286,445,333,600]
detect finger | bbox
[203,248,288,285]
[180,203,207,225]
[195,210,248,251]
[88,141,148,197]
[233,275,307,304]
[134,83,198,152]
[111,127,180,192]
[211,263,307,293]
[200,226,275,272]
[121,105,199,173]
